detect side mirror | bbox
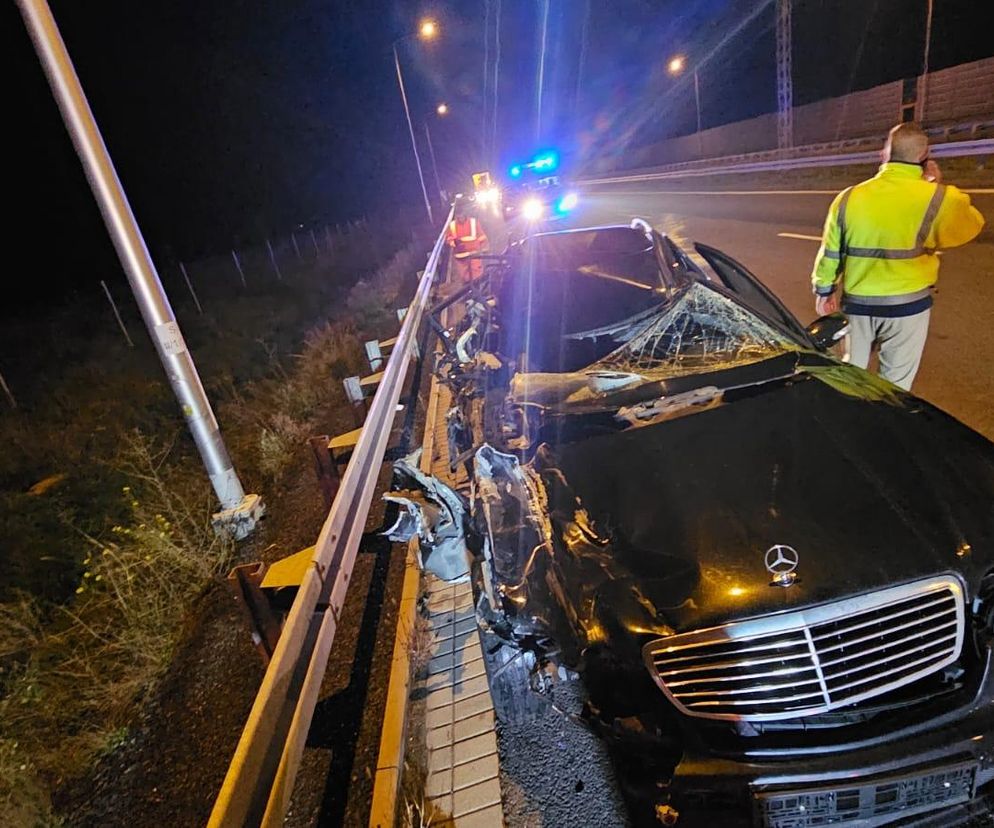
[806,312,850,351]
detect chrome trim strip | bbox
[818,621,957,668]
[657,650,812,677]
[652,634,809,663]
[674,676,825,699]
[814,604,955,651]
[665,663,818,688]
[803,624,833,709]
[821,635,956,682]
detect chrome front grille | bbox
[643,576,964,721]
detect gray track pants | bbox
[848,309,931,391]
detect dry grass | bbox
[0,431,229,823]
[407,607,436,679]
[221,321,365,482]
[400,752,450,828]
[346,241,425,334]
[0,223,429,822]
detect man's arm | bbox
[931,184,986,249]
[811,189,847,313]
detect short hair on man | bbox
[885,122,930,163]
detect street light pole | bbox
[693,69,703,156]
[693,69,702,134]
[920,0,934,121]
[393,43,434,225]
[15,0,262,537]
[668,55,704,158]
[423,121,444,204]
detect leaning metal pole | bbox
[16,0,262,538]
[393,44,434,224]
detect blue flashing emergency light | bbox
[531,150,559,171]
[509,164,523,179]
[556,192,578,213]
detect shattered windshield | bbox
[593,282,795,379]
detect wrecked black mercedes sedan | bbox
[415,220,994,826]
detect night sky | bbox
[8,0,992,309]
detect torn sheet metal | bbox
[472,443,674,659]
[382,449,471,581]
[615,385,722,427]
[455,298,489,364]
[508,370,645,409]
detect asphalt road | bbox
[562,179,994,440]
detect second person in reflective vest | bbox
[445,202,489,284]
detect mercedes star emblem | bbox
[765,544,800,587]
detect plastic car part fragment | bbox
[382,449,471,581]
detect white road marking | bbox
[777,231,945,255]
[590,188,838,196]
[587,187,994,196]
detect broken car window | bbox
[595,282,795,379]
[500,229,668,373]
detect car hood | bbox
[545,369,994,635]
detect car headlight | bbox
[557,192,578,212]
[522,198,544,221]
[477,187,500,204]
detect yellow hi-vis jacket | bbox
[811,162,984,315]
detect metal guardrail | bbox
[582,135,994,186]
[208,206,454,828]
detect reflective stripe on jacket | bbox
[811,162,985,308]
[447,217,488,259]
[448,217,480,243]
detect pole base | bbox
[212,493,265,540]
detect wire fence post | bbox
[231,249,247,288]
[0,368,16,409]
[179,261,204,314]
[265,238,283,281]
[100,279,134,347]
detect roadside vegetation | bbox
[0,218,430,823]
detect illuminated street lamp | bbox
[393,20,440,223]
[420,18,438,40]
[667,53,703,149]
[436,102,449,116]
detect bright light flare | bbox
[419,19,438,40]
[557,192,578,212]
[522,198,544,221]
[509,164,523,178]
[667,55,686,75]
[531,150,559,171]
[436,102,449,116]
[476,187,500,205]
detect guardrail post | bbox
[365,340,384,372]
[343,375,367,427]
[308,435,339,508]
[227,562,282,663]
